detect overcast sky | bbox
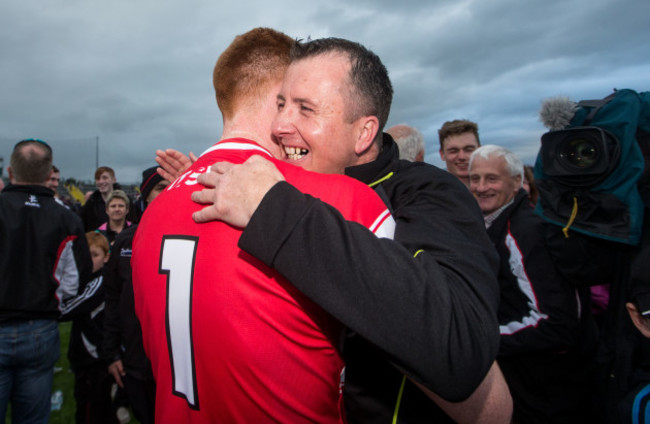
[1,0,649,183]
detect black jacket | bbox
[1,184,91,322]
[488,189,584,355]
[239,135,501,421]
[599,207,650,423]
[488,189,597,423]
[101,224,154,381]
[60,269,109,370]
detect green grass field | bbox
[4,322,140,424]
[49,321,76,424]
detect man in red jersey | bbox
[131,28,394,423]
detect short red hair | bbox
[86,231,109,256]
[213,28,293,120]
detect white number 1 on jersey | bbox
[159,236,200,410]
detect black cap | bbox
[140,166,164,205]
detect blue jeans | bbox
[0,319,60,424]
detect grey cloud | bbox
[1,0,648,183]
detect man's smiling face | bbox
[96,171,115,195]
[469,155,521,215]
[271,53,365,175]
[440,132,479,182]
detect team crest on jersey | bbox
[24,195,40,208]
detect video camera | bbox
[540,126,620,187]
[534,89,646,246]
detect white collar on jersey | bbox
[199,140,273,158]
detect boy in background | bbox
[61,231,117,424]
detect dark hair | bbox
[10,139,53,183]
[523,165,539,204]
[438,119,480,151]
[291,37,393,141]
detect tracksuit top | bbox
[1,184,91,322]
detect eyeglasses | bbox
[14,138,52,153]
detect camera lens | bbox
[540,126,620,186]
[559,138,599,170]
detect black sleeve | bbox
[101,233,126,361]
[60,274,106,320]
[239,170,501,402]
[70,215,93,297]
[79,200,93,232]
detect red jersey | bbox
[132,139,394,423]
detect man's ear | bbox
[354,115,379,156]
[626,302,650,338]
[7,166,14,184]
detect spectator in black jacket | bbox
[619,232,650,422]
[101,166,167,424]
[605,164,650,423]
[469,145,596,423]
[622,290,650,421]
[1,139,91,424]
[61,231,116,424]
